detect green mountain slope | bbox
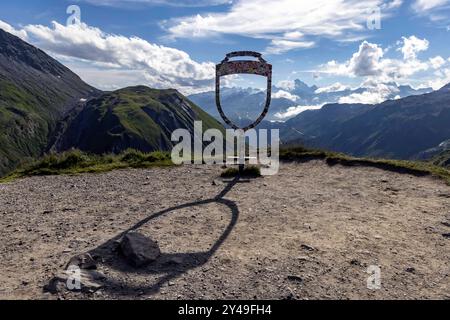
[0,29,98,175]
[431,150,450,168]
[52,86,224,154]
[0,28,223,175]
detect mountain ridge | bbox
[283,86,450,159]
[0,28,98,175]
[189,79,432,122]
[0,29,222,176]
[51,85,223,154]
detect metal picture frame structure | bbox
[215,51,272,174]
[215,51,272,132]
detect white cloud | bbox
[338,82,399,104]
[1,20,216,94]
[315,82,350,94]
[412,0,450,12]
[59,60,151,91]
[312,35,449,103]
[271,90,299,101]
[265,39,315,55]
[80,0,231,7]
[276,80,296,91]
[339,91,380,104]
[318,60,351,76]
[411,0,450,22]
[429,56,446,69]
[387,0,403,9]
[0,20,28,40]
[348,41,384,77]
[425,68,450,90]
[164,0,402,53]
[318,41,385,77]
[274,104,324,119]
[398,35,428,60]
[318,36,432,83]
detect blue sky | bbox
[0,0,450,103]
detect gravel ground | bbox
[0,161,449,300]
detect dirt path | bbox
[0,161,449,300]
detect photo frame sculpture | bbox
[216,51,272,174]
[215,51,272,132]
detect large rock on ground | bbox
[120,232,161,267]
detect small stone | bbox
[301,244,316,251]
[287,275,303,283]
[283,287,298,300]
[120,231,161,267]
[297,256,310,261]
[442,233,450,239]
[350,259,361,266]
[405,267,416,273]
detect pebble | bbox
[301,244,316,251]
[405,267,416,273]
[287,275,303,283]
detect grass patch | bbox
[221,165,261,178]
[431,150,450,168]
[0,148,174,182]
[3,144,449,186]
[280,146,450,185]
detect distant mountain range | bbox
[281,83,450,160]
[0,29,222,176]
[189,77,449,161]
[188,79,432,122]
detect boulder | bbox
[120,231,161,267]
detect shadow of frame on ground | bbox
[82,176,241,297]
